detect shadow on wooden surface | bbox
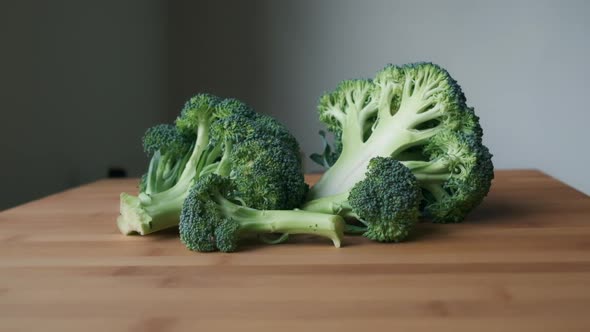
[468,199,529,224]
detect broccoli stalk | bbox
[180,174,344,252]
[300,192,353,217]
[310,66,453,198]
[309,62,493,222]
[216,197,344,248]
[118,193,186,235]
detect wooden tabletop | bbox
[0,170,589,331]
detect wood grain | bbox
[0,170,589,331]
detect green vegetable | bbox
[302,157,421,242]
[117,94,307,235]
[140,124,194,194]
[309,62,493,223]
[180,174,344,252]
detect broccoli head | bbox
[117,94,307,235]
[405,131,493,222]
[308,62,493,222]
[302,157,421,242]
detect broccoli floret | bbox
[308,62,493,223]
[117,94,307,235]
[405,131,493,222]
[302,157,421,242]
[208,110,308,209]
[179,174,344,252]
[141,124,194,194]
[230,138,308,210]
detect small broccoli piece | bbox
[118,94,222,235]
[141,124,194,194]
[230,138,308,210]
[118,94,308,235]
[308,62,493,222]
[405,131,494,222]
[180,174,344,252]
[302,157,421,242]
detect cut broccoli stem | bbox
[217,195,344,247]
[117,193,185,235]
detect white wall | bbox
[0,0,169,209]
[254,0,590,194]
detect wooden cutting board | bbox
[0,170,589,331]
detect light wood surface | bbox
[1,170,589,331]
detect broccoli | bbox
[302,157,421,242]
[179,174,345,252]
[140,124,194,194]
[117,94,308,235]
[308,62,493,223]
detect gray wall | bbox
[171,0,590,194]
[260,0,590,195]
[0,0,169,210]
[1,0,588,210]
[168,0,268,112]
